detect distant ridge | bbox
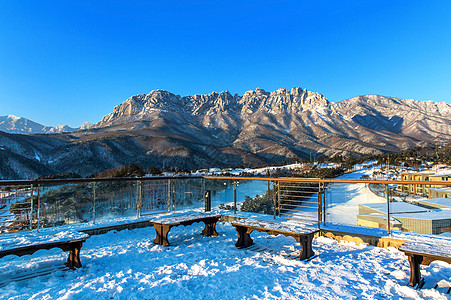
[1,87,451,179]
[0,115,92,134]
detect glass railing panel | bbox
[0,184,34,233]
[38,182,95,228]
[205,179,234,209]
[205,179,273,216]
[171,178,205,211]
[93,181,138,221]
[140,179,169,215]
[325,182,386,228]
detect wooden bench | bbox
[149,213,221,246]
[0,230,89,269]
[399,241,451,287]
[231,219,319,260]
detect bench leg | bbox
[296,234,315,260]
[407,254,423,287]
[235,226,253,248]
[153,224,171,246]
[66,241,83,269]
[201,220,219,237]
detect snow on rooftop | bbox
[419,198,451,208]
[429,187,451,193]
[360,202,430,215]
[393,209,451,221]
[1,221,450,299]
[358,214,403,225]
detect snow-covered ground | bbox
[1,221,450,299]
[1,166,451,298]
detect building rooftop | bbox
[419,198,451,209]
[429,187,451,192]
[393,209,451,221]
[360,202,431,215]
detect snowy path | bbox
[1,222,450,299]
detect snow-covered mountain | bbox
[92,88,451,158]
[0,115,91,134]
[1,87,451,179]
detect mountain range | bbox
[0,115,92,134]
[1,87,451,179]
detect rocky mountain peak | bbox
[94,86,332,129]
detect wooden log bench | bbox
[399,241,451,288]
[0,230,89,269]
[231,219,319,260]
[149,213,221,246]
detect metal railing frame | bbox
[1,176,450,234]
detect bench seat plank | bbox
[231,219,319,260]
[0,230,89,269]
[232,219,318,235]
[149,213,221,225]
[399,242,451,261]
[149,213,221,246]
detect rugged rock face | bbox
[92,88,451,158]
[1,87,451,179]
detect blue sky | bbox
[1,1,450,127]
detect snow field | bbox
[1,222,450,299]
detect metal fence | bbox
[0,177,205,233]
[1,176,450,236]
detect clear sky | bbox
[1,1,450,127]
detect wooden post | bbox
[407,254,423,287]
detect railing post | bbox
[318,182,321,228]
[204,190,211,212]
[92,182,96,224]
[201,178,206,205]
[172,180,175,212]
[277,181,281,217]
[318,182,326,226]
[137,180,142,218]
[30,184,34,230]
[37,183,40,232]
[168,179,172,212]
[233,180,237,215]
[322,184,326,225]
[386,184,390,234]
[273,181,277,219]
